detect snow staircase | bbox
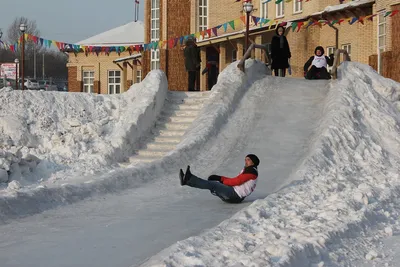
[121,91,210,166]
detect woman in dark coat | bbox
[270,25,291,77]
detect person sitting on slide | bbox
[179,154,260,203]
[304,46,334,80]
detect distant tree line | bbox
[0,17,68,80]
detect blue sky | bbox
[0,0,144,43]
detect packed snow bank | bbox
[0,60,269,222]
[140,62,400,267]
[0,70,167,188]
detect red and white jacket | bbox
[221,166,258,198]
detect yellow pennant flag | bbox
[234,19,242,27]
[158,40,163,48]
[195,32,201,39]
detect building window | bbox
[261,0,268,18]
[378,11,386,53]
[293,0,302,13]
[136,70,142,83]
[341,44,351,61]
[198,0,208,32]
[151,0,160,70]
[276,1,284,18]
[108,70,121,94]
[232,49,237,62]
[83,71,94,93]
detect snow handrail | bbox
[237,43,271,72]
[331,49,351,79]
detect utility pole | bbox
[135,0,139,22]
[42,53,45,79]
[33,47,36,79]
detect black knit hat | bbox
[246,154,260,167]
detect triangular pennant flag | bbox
[174,38,179,47]
[206,29,212,37]
[291,22,298,32]
[337,19,345,25]
[297,21,304,32]
[228,20,235,30]
[39,38,44,46]
[168,39,174,49]
[195,32,201,38]
[384,11,392,17]
[358,16,365,24]
[212,27,218,36]
[275,0,283,4]
[252,16,260,25]
[240,16,246,24]
[349,17,358,24]
[179,36,184,45]
[143,44,148,50]
[200,31,206,38]
[158,40,163,48]
[223,23,228,32]
[390,10,399,17]
[285,0,292,3]
[153,41,159,49]
[331,19,339,25]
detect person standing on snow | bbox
[201,55,219,90]
[179,154,260,203]
[183,36,201,91]
[304,46,334,80]
[270,25,291,77]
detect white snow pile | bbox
[0,70,167,189]
[140,62,400,267]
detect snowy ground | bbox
[0,60,400,267]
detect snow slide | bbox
[139,62,400,267]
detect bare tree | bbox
[6,17,40,44]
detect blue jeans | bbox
[186,175,244,203]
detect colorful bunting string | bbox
[0,9,398,55]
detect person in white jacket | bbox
[304,46,334,80]
[179,154,260,203]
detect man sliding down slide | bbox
[179,154,260,203]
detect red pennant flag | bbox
[168,39,174,49]
[135,45,141,52]
[206,29,212,37]
[390,10,399,17]
[358,16,365,24]
[297,21,304,32]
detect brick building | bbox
[142,0,399,90]
[67,21,144,94]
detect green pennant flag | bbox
[331,19,339,25]
[384,11,392,17]
[153,41,159,49]
[275,0,283,4]
[291,22,298,32]
[228,20,235,30]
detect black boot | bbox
[179,169,185,186]
[183,165,192,185]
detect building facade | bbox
[67,21,144,94]
[141,0,399,91]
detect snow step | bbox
[155,122,193,131]
[161,109,200,117]
[153,136,182,143]
[167,91,211,98]
[154,129,186,137]
[137,149,167,157]
[146,142,177,150]
[159,115,197,123]
[167,97,209,105]
[169,103,204,111]
[129,156,159,163]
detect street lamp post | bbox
[14,59,19,89]
[243,1,254,52]
[19,23,27,90]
